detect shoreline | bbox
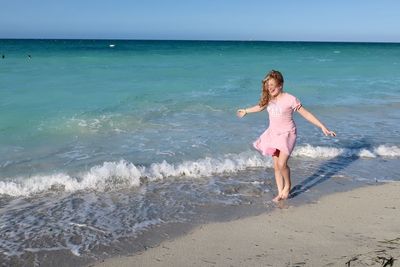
[93,181,400,267]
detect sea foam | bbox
[293,144,400,159]
[1,144,399,197]
[0,152,271,197]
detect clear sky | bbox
[1,0,399,42]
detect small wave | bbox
[0,152,271,197]
[374,145,400,157]
[293,144,400,159]
[1,144,398,197]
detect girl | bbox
[237,70,336,202]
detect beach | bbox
[94,182,400,267]
[1,40,400,266]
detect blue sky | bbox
[1,0,399,42]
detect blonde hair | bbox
[258,70,284,107]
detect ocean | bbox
[1,39,399,265]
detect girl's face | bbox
[267,78,282,97]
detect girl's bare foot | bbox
[280,189,290,200]
[272,195,282,202]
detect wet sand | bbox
[93,182,400,267]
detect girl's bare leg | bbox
[277,153,291,199]
[272,155,284,202]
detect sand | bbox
[93,182,400,266]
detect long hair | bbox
[258,70,284,107]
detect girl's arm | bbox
[297,106,336,136]
[237,104,266,118]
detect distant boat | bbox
[109,44,115,48]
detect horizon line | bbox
[0,37,399,44]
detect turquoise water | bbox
[1,40,399,177]
[0,40,399,264]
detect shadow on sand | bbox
[289,138,373,199]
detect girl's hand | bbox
[322,127,336,137]
[237,109,247,118]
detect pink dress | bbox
[253,92,302,157]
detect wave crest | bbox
[0,152,270,197]
[1,144,398,197]
[293,144,400,158]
